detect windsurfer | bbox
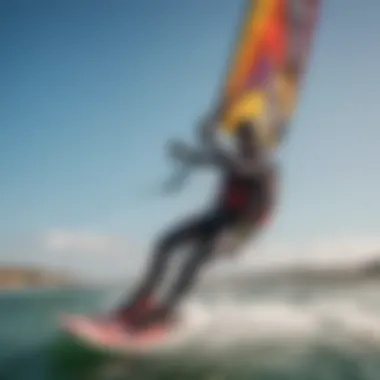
[116,102,278,331]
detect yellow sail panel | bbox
[224,0,277,105]
[221,0,320,150]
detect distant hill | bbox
[0,265,80,289]
[199,255,380,291]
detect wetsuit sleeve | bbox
[196,108,222,149]
[167,140,219,167]
[196,110,275,175]
[169,139,273,177]
[168,107,224,168]
[169,106,274,175]
[185,141,274,177]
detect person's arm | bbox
[196,99,228,149]
[168,138,273,176]
[196,110,220,149]
[167,139,220,168]
[194,103,273,175]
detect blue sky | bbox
[1,0,380,277]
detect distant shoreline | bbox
[199,257,380,290]
[0,266,80,290]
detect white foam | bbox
[145,296,380,362]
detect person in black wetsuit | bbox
[116,105,277,331]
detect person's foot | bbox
[115,297,156,327]
[128,305,173,333]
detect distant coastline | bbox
[0,266,79,290]
[200,257,380,291]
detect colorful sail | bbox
[220,0,320,149]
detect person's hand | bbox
[161,166,189,195]
[166,139,190,162]
[214,97,228,117]
[197,99,226,144]
[206,98,227,121]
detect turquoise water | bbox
[2,279,380,380]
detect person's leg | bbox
[249,177,275,231]
[131,210,240,329]
[163,210,239,306]
[162,236,214,311]
[116,214,209,318]
[129,238,214,330]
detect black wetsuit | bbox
[118,113,277,328]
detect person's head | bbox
[234,119,262,158]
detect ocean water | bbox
[1,275,380,380]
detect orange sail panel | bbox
[221,0,320,149]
